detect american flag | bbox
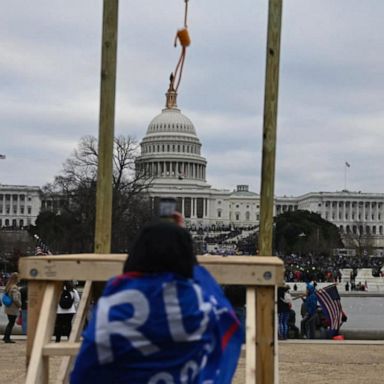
[35,245,48,255]
[316,284,343,334]
[34,235,52,255]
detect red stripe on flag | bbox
[221,321,239,350]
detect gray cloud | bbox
[1,0,383,198]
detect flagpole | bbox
[344,163,347,190]
[344,162,350,191]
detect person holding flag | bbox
[70,221,243,383]
[316,284,347,338]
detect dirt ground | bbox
[1,339,384,383]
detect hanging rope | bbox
[171,0,191,92]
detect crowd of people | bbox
[278,282,348,341]
[281,252,383,283]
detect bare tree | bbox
[343,222,375,259]
[35,135,153,253]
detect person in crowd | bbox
[3,272,21,343]
[19,280,28,335]
[300,283,318,339]
[278,285,292,340]
[54,281,80,342]
[71,221,243,384]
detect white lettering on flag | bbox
[148,372,175,384]
[163,282,211,342]
[95,290,159,364]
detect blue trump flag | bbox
[70,265,242,383]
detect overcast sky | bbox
[1,0,383,196]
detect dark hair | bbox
[123,221,197,278]
[64,281,74,291]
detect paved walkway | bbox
[1,339,384,383]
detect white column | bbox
[336,201,339,222]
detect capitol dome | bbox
[146,108,197,136]
[136,85,208,188]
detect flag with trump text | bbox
[70,265,242,384]
[316,284,343,335]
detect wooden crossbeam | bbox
[25,282,61,384]
[19,254,283,286]
[42,343,81,357]
[246,287,257,383]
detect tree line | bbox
[30,135,153,254]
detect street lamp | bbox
[297,232,306,257]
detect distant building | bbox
[136,84,384,248]
[0,184,41,228]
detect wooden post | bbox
[26,281,49,366]
[94,0,119,254]
[55,2,120,381]
[25,282,61,384]
[257,0,283,383]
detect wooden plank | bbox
[20,254,282,264]
[56,281,93,383]
[43,342,81,357]
[203,264,282,286]
[19,258,126,282]
[19,255,284,286]
[256,286,275,384]
[26,281,48,367]
[20,254,127,262]
[245,287,257,384]
[25,282,61,384]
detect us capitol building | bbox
[2,86,384,248]
[135,83,384,248]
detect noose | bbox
[171,0,191,92]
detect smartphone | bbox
[158,197,177,218]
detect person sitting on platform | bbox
[71,221,243,384]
